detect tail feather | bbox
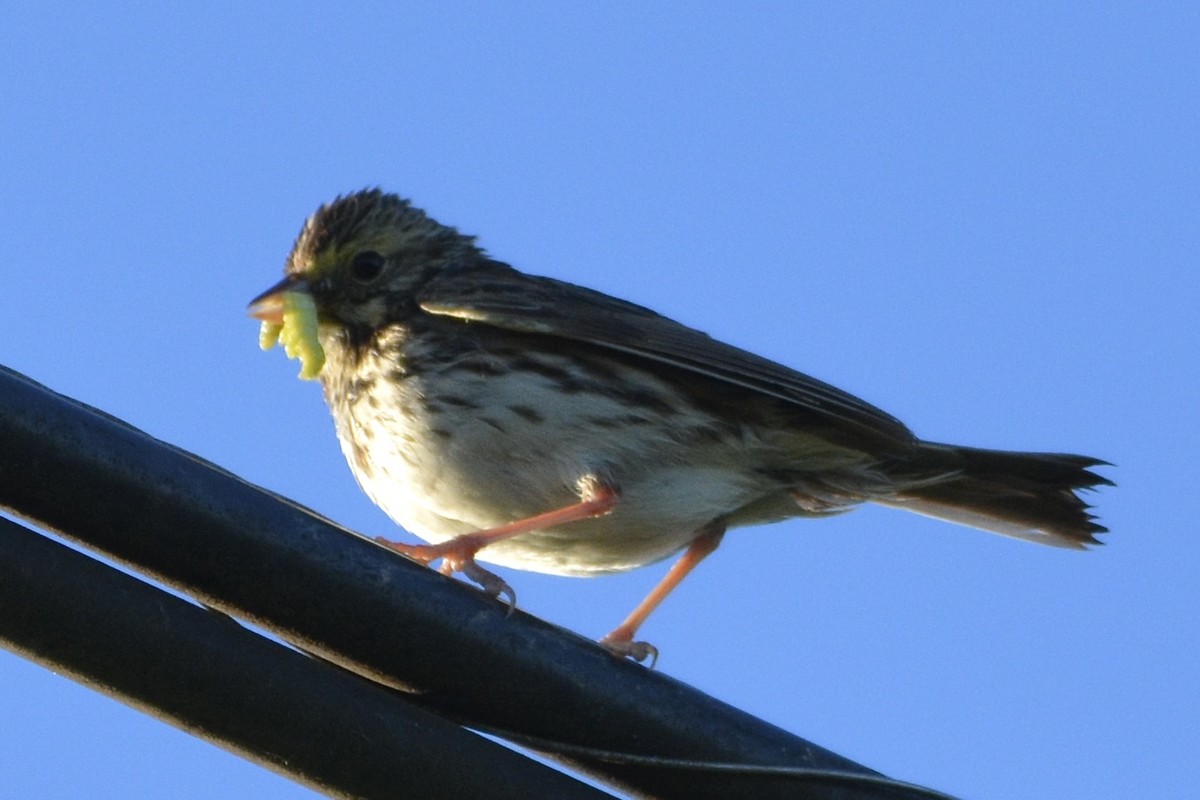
[876,443,1112,549]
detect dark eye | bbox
[349,251,385,283]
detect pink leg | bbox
[376,482,619,609]
[600,522,726,666]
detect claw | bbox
[456,557,517,614]
[375,536,516,612]
[599,634,659,668]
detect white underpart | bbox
[325,329,869,576]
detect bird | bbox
[249,188,1110,663]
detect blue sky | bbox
[2,3,1196,798]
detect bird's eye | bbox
[349,251,385,283]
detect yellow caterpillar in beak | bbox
[258,291,325,380]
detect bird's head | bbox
[248,189,482,377]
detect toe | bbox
[599,635,659,667]
[375,537,516,612]
[376,536,439,565]
[458,559,517,613]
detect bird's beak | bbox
[247,277,310,324]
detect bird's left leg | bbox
[375,476,619,608]
[599,521,726,666]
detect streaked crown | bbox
[285,189,481,279]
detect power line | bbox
[0,364,952,800]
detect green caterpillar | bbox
[259,291,325,380]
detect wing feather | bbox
[417,262,914,448]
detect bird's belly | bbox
[338,356,786,576]
[375,453,763,575]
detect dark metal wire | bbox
[0,515,615,800]
[465,724,962,800]
[0,364,952,800]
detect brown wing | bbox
[417,261,915,449]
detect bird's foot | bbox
[599,628,659,668]
[376,536,517,613]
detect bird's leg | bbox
[376,478,619,610]
[600,522,726,666]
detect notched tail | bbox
[877,442,1113,549]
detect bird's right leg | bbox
[599,521,726,666]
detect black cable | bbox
[0,363,952,800]
[0,515,616,800]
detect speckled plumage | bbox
[255,189,1110,583]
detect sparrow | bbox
[249,189,1110,662]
